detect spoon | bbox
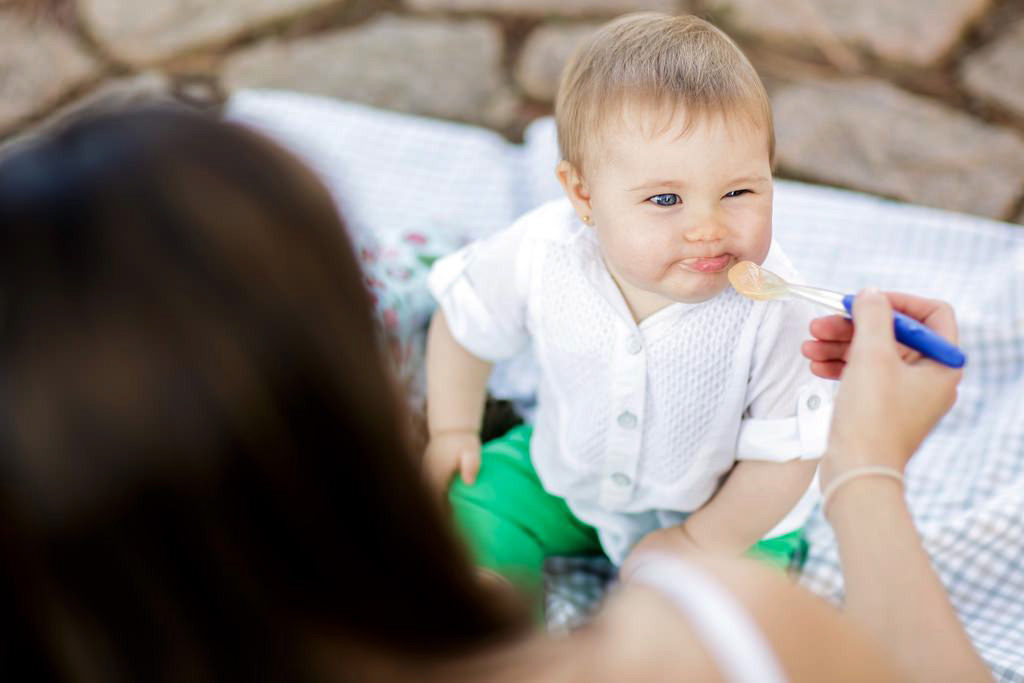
[728,261,966,368]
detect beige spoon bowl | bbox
[727,261,790,301]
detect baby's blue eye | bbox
[649,193,680,207]
[724,189,751,198]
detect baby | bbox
[425,12,831,587]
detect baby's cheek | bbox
[742,218,773,263]
[629,238,673,280]
[605,233,655,271]
[751,234,771,264]
[613,253,653,285]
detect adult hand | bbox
[805,293,992,683]
[801,291,956,380]
[805,290,962,485]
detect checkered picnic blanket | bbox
[228,90,1024,681]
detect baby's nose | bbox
[683,222,726,242]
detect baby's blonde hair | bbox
[555,12,774,173]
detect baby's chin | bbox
[665,273,730,304]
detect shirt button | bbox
[617,411,637,429]
[806,394,822,410]
[611,472,632,487]
[626,336,643,354]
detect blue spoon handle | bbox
[841,294,966,368]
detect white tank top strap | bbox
[627,554,788,683]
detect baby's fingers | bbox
[810,359,845,380]
[809,315,853,343]
[802,339,849,363]
[459,448,481,486]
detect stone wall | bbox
[3,0,1023,223]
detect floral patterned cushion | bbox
[359,228,465,411]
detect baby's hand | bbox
[423,431,482,498]
[619,525,702,582]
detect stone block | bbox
[79,0,340,65]
[0,10,102,135]
[960,19,1024,119]
[514,23,602,101]
[709,0,991,67]
[222,15,518,129]
[405,0,683,16]
[773,78,1024,220]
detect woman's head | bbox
[0,107,523,680]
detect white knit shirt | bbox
[429,199,832,563]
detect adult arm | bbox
[806,289,990,682]
[602,554,902,682]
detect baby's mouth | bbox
[680,254,733,274]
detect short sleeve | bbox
[735,249,833,462]
[427,216,534,363]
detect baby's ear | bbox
[555,160,592,221]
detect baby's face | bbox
[580,106,773,320]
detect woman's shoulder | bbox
[594,555,905,683]
[581,579,725,682]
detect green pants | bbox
[449,425,807,588]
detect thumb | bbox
[459,449,481,486]
[849,288,897,359]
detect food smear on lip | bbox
[683,254,732,273]
[727,260,788,301]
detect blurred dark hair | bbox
[0,107,526,681]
